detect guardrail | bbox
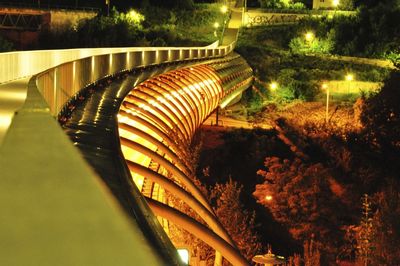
[29,42,234,116]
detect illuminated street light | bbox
[304,31,315,42]
[333,0,340,7]
[269,82,278,91]
[220,5,228,14]
[345,73,354,81]
[345,73,354,94]
[213,22,220,38]
[265,195,273,202]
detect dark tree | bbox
[360,71,400,173]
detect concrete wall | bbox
[244,11,308,27]
[313,0,336,9]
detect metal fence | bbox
[24,42,235,116]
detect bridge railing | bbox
[32,42,234,116]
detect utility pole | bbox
[106,0,110,16]
[322,82,329,123]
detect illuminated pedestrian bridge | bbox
[0,3,254,265]
[118,55,252,265]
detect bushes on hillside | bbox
[0,35,13,52]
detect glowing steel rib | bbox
[118,54,253,265]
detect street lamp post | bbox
[106,0,110,16]
[213,22,220,37]
[305,31,315,43]
[322,82,329,123]
[345,73,354,94]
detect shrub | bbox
[0,36,13,52]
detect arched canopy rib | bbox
[146,198,250,266]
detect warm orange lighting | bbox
[321,82,328,90]
[265,195,273,201]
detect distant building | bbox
[313,0,339,9]
[0,7,97,49]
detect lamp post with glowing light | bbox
[220,5,228,14]
[213,22,220,37]
[304,31,315,53]
[219,4,229,44]
[332,0,339,15]
[332,0,340,8]
[322,82,329,123]
[269,82,278,91]
[305,31,315,43]
[106,0,110,16]
[345,73,354,94]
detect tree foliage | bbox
[253,157,344,260]
[0,35,13,52]
[360,72,400,163]
[370,185,400,265]
[258,0,306,9]
[333,2,400,57]
[210,179,263,261]
[289,32,334,56]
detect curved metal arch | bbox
[118,111,188,160]
[118,56,253,265]
[120,127,191,177]
[182,68,219,112]
[124,143,213,213]
[179,69,215,115]
[122,100,188,146]
[151,78,198,133]
[127,91,191,142]
[127,161,237,248]
[197,65,224,98]
[196,68,221,109]
[135,86,193,140]
[125,94,187,142]
[170,71,207,123]
[121,101,172,142]
[159,75,201,129]
[142,81,195,135]
[147,198,249,266]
